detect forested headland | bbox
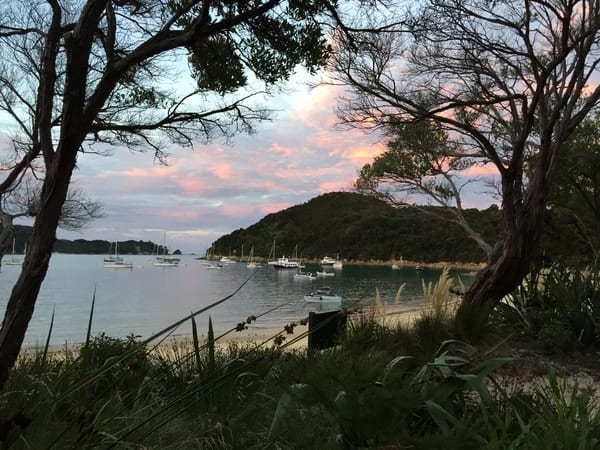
[10,227,161,255]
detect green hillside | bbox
[212,192,502,263]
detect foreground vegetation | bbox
[0,264,599,448]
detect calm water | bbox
[0,254,474,346]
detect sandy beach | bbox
[153,303,441,355]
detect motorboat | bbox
[272,256,300,269]
[220,256,236,264]
[303,287,342,303]
[321,255,343,269]
[320,256,337,266]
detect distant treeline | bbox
[11,227,163,255]
[212,192,590,264]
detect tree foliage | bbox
[545,113,600,261]
[355,119,493,255]
[328,0,600,318]
[0,0,335,392]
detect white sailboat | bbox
[103,241,133,269]
[246,246,260,268]
[4,238,23,266]
[153,232,180,266]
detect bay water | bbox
[0,254,474,346]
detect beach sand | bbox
[153,303,442,355]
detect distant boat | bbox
[4,238,23,266]
[294,271,316,280]
[322,254,343,269]
[267,239,278,266]
[320,256,337,266]
[272,244,301,269]
[103,241,133,269]
[416,265,425,271]
[153,232,180,267]
[246,246,260,268]
[219,256,236,264]
[104,241,123,264]
[392,264,400,270]
[303,287,342,303]
[316,271,335,277]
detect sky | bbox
[3,74,497,255]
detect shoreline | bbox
[48,252,485,271]
[19,304,445,356]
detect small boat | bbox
[206,263,223,270]
[153,256,180,267]
[316,271,335,277]
[104,242,133,269]
[416,265,425,271]
[246,246,260,268]
[303,287,342,303]
[104,260,134,269]
[219,256,236,264]
[392,264,400,270]
[294,271,316,280]
[320,256,337,266]
[153,232,180,266]
[321,254,343,269]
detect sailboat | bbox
[104,241,123,264]
[267,239,278,265]
[246,246,260,268]
[4,238,23,266]
[103,241,133,269]
[153,232,180,266]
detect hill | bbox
[212,192,502,263]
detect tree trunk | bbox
[0,156,75,389]
[456,194,547,326]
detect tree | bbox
[329,0,600,322]
[547,112,600,261]
[355,119,495,257]
[0,0,333,390]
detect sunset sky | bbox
[3,73,498,254]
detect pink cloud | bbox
[211,163,233,180]
[461,164,499,176]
